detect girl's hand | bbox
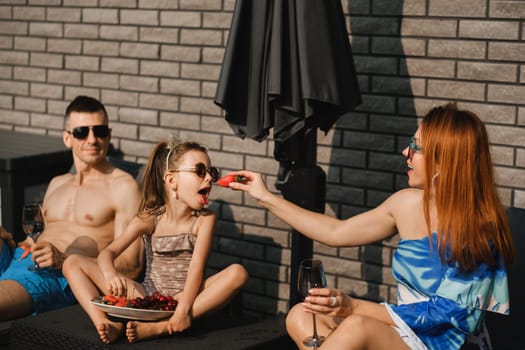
[303,288,352,318]
[228,171,272,203]
[104,273,130,296]
[167,309,192,334]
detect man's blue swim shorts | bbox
[0,246,76,314]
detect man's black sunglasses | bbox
[67,125,110,140]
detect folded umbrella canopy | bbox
[215,0,361,306]
[215,0,361,143]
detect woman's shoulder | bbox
[389,187,423,205]
[384,188,424,220]
[388,188,430,239]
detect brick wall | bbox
[0,0,523,316]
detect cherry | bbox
[123,292,175,310]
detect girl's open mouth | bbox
[198,187,210,205]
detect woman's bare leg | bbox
[322,314,410,350]
[286,303,410,350]
[126,263,248,343]
[286,303,337,349]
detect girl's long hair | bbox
[139,140,208,216]
[421,104,515,271]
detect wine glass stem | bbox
[312,313,319,340]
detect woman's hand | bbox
[303,288,352,318]
[167,309,192,334]
[228,171,272,203]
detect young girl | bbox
[63,140,248,344]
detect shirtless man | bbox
[0,96,143,321]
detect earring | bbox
[431,172,439,184]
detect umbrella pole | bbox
[274,128,326,308]
[290,229,313,306]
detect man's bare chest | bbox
[44,181,115,226]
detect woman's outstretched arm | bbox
[229,170,398,246]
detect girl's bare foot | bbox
[96,321,123,344]
[126,320,167,343]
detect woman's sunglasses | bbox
[407,136,423,160]
[171,163,220,182]
[67,125,110,140]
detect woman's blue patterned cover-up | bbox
[385,233,509,350]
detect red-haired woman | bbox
[228,103,514,350]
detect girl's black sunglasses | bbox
[171,163,220,182]
[67,125,110,140]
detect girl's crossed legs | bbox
[126,263,248,343]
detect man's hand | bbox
[31,241,66,269]
[0,226,15,248]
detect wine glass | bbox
[298,258,327,348]
[21,203,45,271]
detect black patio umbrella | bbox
[214,0,361,307]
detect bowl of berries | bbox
[91,292,178,321]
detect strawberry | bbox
[19,245,31,260]
[102,294,117,305]
[114,296,128,307]
[216,174,247,187]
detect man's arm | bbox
[110,173,143,279]
[0,226,15,248]
[29,174,71,270]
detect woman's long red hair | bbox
[421,104,515,271]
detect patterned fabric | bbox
[141,232,196,296]
[141,213,199,296]
[387,233,509,350]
